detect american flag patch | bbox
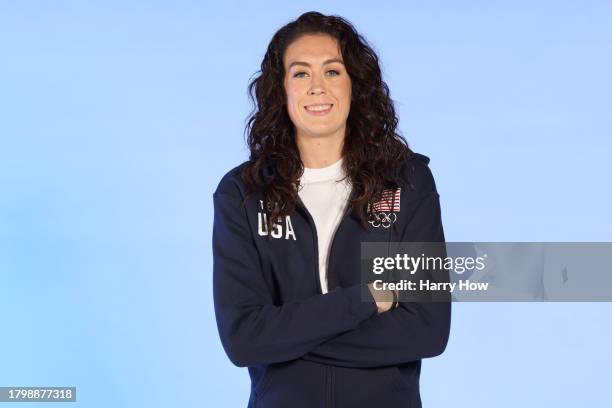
[367,187,401,212]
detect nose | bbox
[308,72,325,96]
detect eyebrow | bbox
[287,58,345,70]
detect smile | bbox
[304,104,333,116]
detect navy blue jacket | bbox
[212,152,451,407]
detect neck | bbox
[296,126,345,169]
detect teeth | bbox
[306,104,332,112]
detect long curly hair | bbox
[241,11,411,231]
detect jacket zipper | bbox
[324,364,335,408]
[296,190,353,407]
[325,365,330,407]
[329,364,335,408]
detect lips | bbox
[304,103,333,115]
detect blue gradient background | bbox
[1,1,611,407]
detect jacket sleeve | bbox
[300,189,452,368]
[212,184,378,368]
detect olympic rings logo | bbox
[367,212,397,228]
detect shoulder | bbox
[213,160,250,198]
[395,150,438,195]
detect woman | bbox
[213,11,450,408]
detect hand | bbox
[367,283,395,314]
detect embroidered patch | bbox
[367,188,401,228]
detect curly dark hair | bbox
[241,11,412,232]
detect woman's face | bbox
[283,33,352,141]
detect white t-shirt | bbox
[298,158,352,294]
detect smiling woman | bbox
[283,34,352,153]
[212,10,450,408]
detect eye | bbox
[326,70,340,76]
[293,71,307,78]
